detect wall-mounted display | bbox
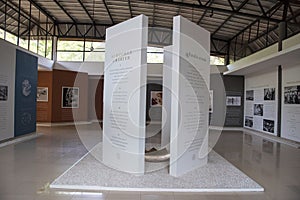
[246,90,254,101]
[264,88,275,101]
[0,85,8,101]
[284,85,300,104]
[226,96,241,106]
[151,91,162,107]
[37,87,48,102]
[62,87,79,108]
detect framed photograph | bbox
[151,91,162,107]
[62,87,79,108]
[264,88,275,101]
[284,85,300,104]
[0,85,8,101]
[245,116,253,128]
[263,119,275,133]
[246,90,254,101]
[226,96,241,106]
[37,87,48,102]
[254,104,263,116]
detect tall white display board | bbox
[244,70,278,135]
[281,65,300,142]
[103,15,148,174]
[161,46,172,148]
[169,16,210,177]
[0,40,15,141]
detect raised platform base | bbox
[50,143,263,192]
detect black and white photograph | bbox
[254,104,263,116]
[0,85,8,101]
[151,91,162,107]
[37,87,48,102]
[246,90,254,101]
[284,85,300,104]
[264,88,275,101]
[245,116,253,127]
[226,96,241,106]
[62,87,79,108]
[263,119,275,133]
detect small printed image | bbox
[284,85,300,104]
[254,104,263,116]
[37,87,48,102]
[62,87,79,108]
[0,85,8,101]
[246,90,254,101]
[151,91,162,107]
[264,88,275,101]
[263,119,275,133]
[226,96,241,106]
[245,116,253,127]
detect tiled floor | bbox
[0,123,299,200]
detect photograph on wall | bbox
[284,85,300,104]
[209,90,213,113]
[226,96,241,106]
[37,87,48,102]
[263,119,275,133]
[151,91,162,107]
[254,104,263,116]
[0,85,8,101]
[245,116,253,128]
[62,87,79,108]
[246,90,254,101]
[264,88,275,101]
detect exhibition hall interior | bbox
[0,0,300,200]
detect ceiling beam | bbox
[128,0,133,18]
[53,0,76,23]
[212,0,249,36]
[144,0,281,23]
[77,0,95,23]
[27,0,56,22]
[197,0,214,25]
[102,0,114,24]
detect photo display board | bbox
[0,41,16,141]
[281,65,300,142]
[244,70,277,135]
[103,15,148,174]
[169,16,210,177]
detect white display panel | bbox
[169,16,210,177]
[0,40,16,141]
[103,15,148,174]
[161,46,172,148]
[244,70,278,135]
[281,64,300,142]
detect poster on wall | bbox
[264,88,275,101]
[226,96,241,106]
[62,87,79,108]
[246,90,254,101]
[209,90,213,113]
[151,91,162,107]
[284,85,300,104]
[37,87,48,102]
[0,85,8,101]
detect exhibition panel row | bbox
[0,40,38,141]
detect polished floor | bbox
[0,124,299,200]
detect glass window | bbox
[46,39,52,60]
[19,38,29,50]
[6,32,17,45]
[30,39,38,54]
[0,29,4,39]
[57,52,83,62]
[58,40,84,51]
[210,55,225,65]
